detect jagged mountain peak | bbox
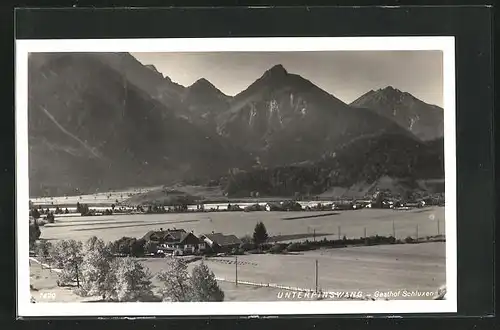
[380,85,401,92]
[189,77,217,90]
[350,86,444,141]
[186,78,228,99]
[352,86,424,108]
[145,64,162,75]
[234,63,336,102]
[368,85,412,100]
[264,64,288,76]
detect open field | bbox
[141,242,445,299]
[38,206,445,243]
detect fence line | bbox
[214,277,369,300]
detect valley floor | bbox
[29,204,447,304]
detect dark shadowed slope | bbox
[28,53,253,197]
[216,64,414,166]
[224,132,444,197]
[180,78,232,129]
[350,86,444,141]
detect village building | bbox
[405,200,426,208]
[280,200,303,211]
[332,202,355,210]
[143,228,205,255]
[265,202,282,212]
[199,232,242,252]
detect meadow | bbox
[141,242,445,299]
[31,241,445,303]
[39,206,445,243]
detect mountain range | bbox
[27,52,444,197]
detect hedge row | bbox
[232,234,443,255]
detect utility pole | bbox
[416,224,419,241]
[437,219,440,236]
[364,227,367,239]
[338,226,341,240]
[313,229,316,242]
[392,220,396,238]
[235,255,238,286]
[315,259,318,293]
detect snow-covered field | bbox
[141,242,445,300]
[38,206,445,243]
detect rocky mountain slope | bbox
[350,86,444,141]
[216,65,414,166]
[181,78,232,129]
[28,53,252,196]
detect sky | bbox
[131,51,443,107]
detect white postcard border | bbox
[16,36,456,317]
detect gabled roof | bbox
[179,232,201,244]
[143,228,187,241]
[201,233,242,246]
[167,229,186,241]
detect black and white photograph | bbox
[16,37,456,316]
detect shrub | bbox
[29,222,41,247]
[269,244,287,254]
[229,248,245,255]
[239,242,255,251]
[286,243,302,252]
[239,235,253,244]
[404,236,414,243]
[30,208,41,220]
[260,243,273,251]
[404,236,415,243]
[46,213,55,223]
[299,242,313,251]
[247,249,265,254]
[34,240,53,261]
[130,239,146,257]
